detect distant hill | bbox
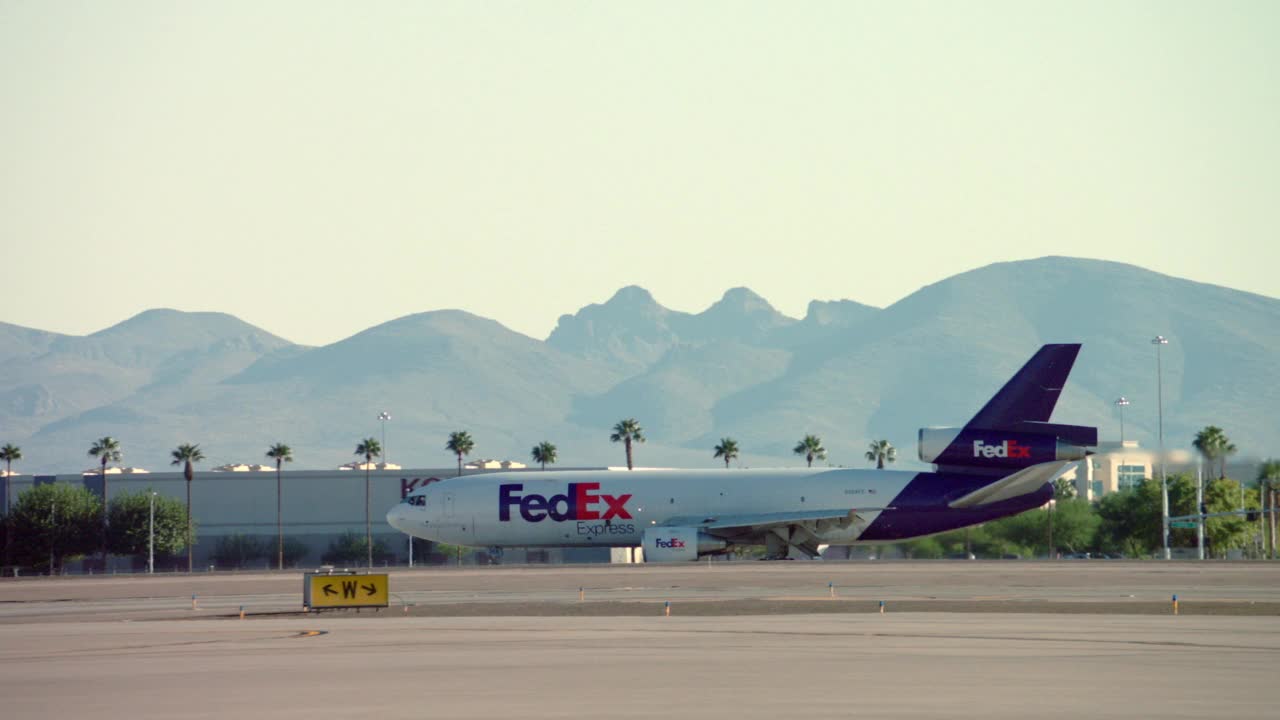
[0,309,296,461]
[2,258,1276,474]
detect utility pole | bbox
[49,500,56,574]
[1264,484,1274,558]
[1196,461,1204,561]
[149,491,157,574]
[1261,482,1269,560]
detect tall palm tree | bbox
[1193,426,1236,479]
[446,431,474,477]
[531,441,558,470]
[865,439,896,470]
[88,437,122,570]
[793,434,825,468]
[713,438,739,468]
[610,419,645,470]
[1222,441,1238,479]
[1,443,21,570]
[170,443,205,572]
[355,438,382,568]
[266,443,293,570]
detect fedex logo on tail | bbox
[654,538,686,549]
[973,439,1031,459]
[499,482,633,523]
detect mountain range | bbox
[2,257,1277,474]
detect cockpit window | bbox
[403,495,426,506]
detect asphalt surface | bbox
[2,561,1278,620]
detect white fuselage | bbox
[386,467,916,548]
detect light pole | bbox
[1114,397,1130,444]
[379,410,409,567]
[378,411,391,468]
[148,491,157,574]
[1152,335,1170,560]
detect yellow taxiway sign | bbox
[304,573,389,609]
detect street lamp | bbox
[148,491,157,574]
[378,411,391,468]
[1152,335,1170,560]
[1114,397,1130,444]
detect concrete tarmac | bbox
[2,563,1278,718]
[1,614,1277,719]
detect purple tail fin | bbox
[921,344,1097,476]
[964,344,1081,430]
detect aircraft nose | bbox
[386,504,406,531]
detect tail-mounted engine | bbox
[919,426,1091,471]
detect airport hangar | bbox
[1,464,616,572]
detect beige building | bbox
[1065,441,1195,501]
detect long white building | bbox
[2,466,609,572]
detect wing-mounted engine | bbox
[641,527,727,562]
[919,426,1092,473]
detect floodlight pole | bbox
[378,411,391,466]
[1114,397,1129,444]
[1153,335,1170,560]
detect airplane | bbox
[386,344,1097,561]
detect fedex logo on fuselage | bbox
[654,538,685,549]
[499,482,633,523]
[972,439,1032,459]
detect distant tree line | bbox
[893,473,1266,560]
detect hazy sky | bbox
[3,2,1276,346]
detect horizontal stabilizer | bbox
[947,461,1075,508]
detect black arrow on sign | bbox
[362,583,377,596]
[322,584,338,596]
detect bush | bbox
[322,531,392,565]
[212,534,269,569]
[281,537,309,568]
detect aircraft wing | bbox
[661,507,890,535]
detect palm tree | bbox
[865,439,896,469]
[713,438,739,468]
[610,419,645,470]
[446,431,475,477]
[88,437,122,569]
[266,443,293,570]
[793,434,826,468]
[355,438,382,568]
[1,443,21,570]
[1193,426,1236,479]
[170,443,205,572]
[530,441,558,470]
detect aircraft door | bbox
[443,492,456,519]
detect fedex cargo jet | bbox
[386,344,1097,561]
